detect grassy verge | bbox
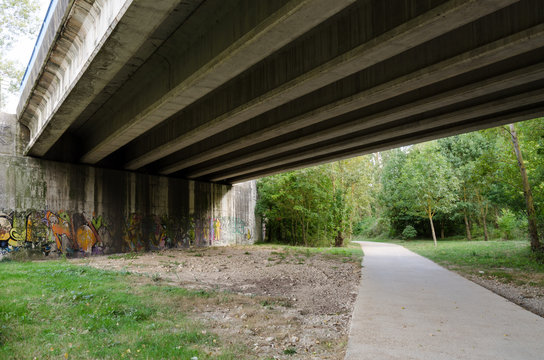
[0,260,244,359]
[254,242,363,265]
[359,237,544,287]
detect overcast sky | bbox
[4,0,51,112]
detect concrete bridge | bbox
[17,0,544,184]
[2,0,544,256]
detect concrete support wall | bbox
[0,113,259,257]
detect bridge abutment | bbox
[0,113,260,257]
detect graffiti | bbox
[213,218,221,242]
[0,210,108,256]
[0,210,254,257]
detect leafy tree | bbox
[439,132,489,240]
[400,144,459,246]
[378,149,414,235]
[505,123,541,251]
[0,0,40,107]
[257,157,374,246]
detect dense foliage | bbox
[257,118,544,249]
[257,157,376,246]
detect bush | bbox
[497,209,517,240]
[402,225,417,240]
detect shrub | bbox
[402,225,417,240]
[497,209,517,240]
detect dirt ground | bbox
[73,245,362,359]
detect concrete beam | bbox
[208,89,544,181]
[21,0,190,157]
[188,63,544,178]
[123,0,517,170]
[78,0,356,164]
[160,23,544,175]
[225,106,544,183]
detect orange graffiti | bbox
[76,224,97,253]
[47,211,72,251]
[0,217,10,241]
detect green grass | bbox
[107,252,141,260]
[360,237,544,287]
[255,242,363,265]
[0,260,244,359]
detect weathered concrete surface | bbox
[0,114,259,257]
[17,0,544,184]
[345,242,544,360]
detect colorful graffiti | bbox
[0,211,107,256]
[0,210,254,257]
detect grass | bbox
[360,237,544,287]
[0,260,245,359]
[107,252,141,260]
[255,241,363,265]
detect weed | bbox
[284,347,297,355]
[108,252,141,260]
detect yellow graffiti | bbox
[0,217,10,241]
[8,228,25,247]
[76,225,96,253]
[214,219,221,241]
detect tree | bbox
[400,144,459,246]
[439,133,489,240]
[0,0,40,108]
[256,157,375,246]
[507,123,541,251]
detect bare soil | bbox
[73,245,362,359]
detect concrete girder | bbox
[122,0,517,171]
[225,105,544,183]
[77,0,357,164]
[159,23,544,175]
[208,88,544,181]
[21,0,191,157]
[187,63,544,179]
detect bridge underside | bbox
[18,0,544,183]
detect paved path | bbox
[345,241,544,360]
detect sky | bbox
[3,0,51,112]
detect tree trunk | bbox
[429,215,437,247]
[508,123,541,251]
[426,204,437,246]
[334,231,344,247]
[475,190,488,241]
[482,203,489,242]
[463,188,472,240]
[463,209,472,241]
[440,219,445,239]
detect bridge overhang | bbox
[18,0,544,183]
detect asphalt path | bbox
[345,241,544,360]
